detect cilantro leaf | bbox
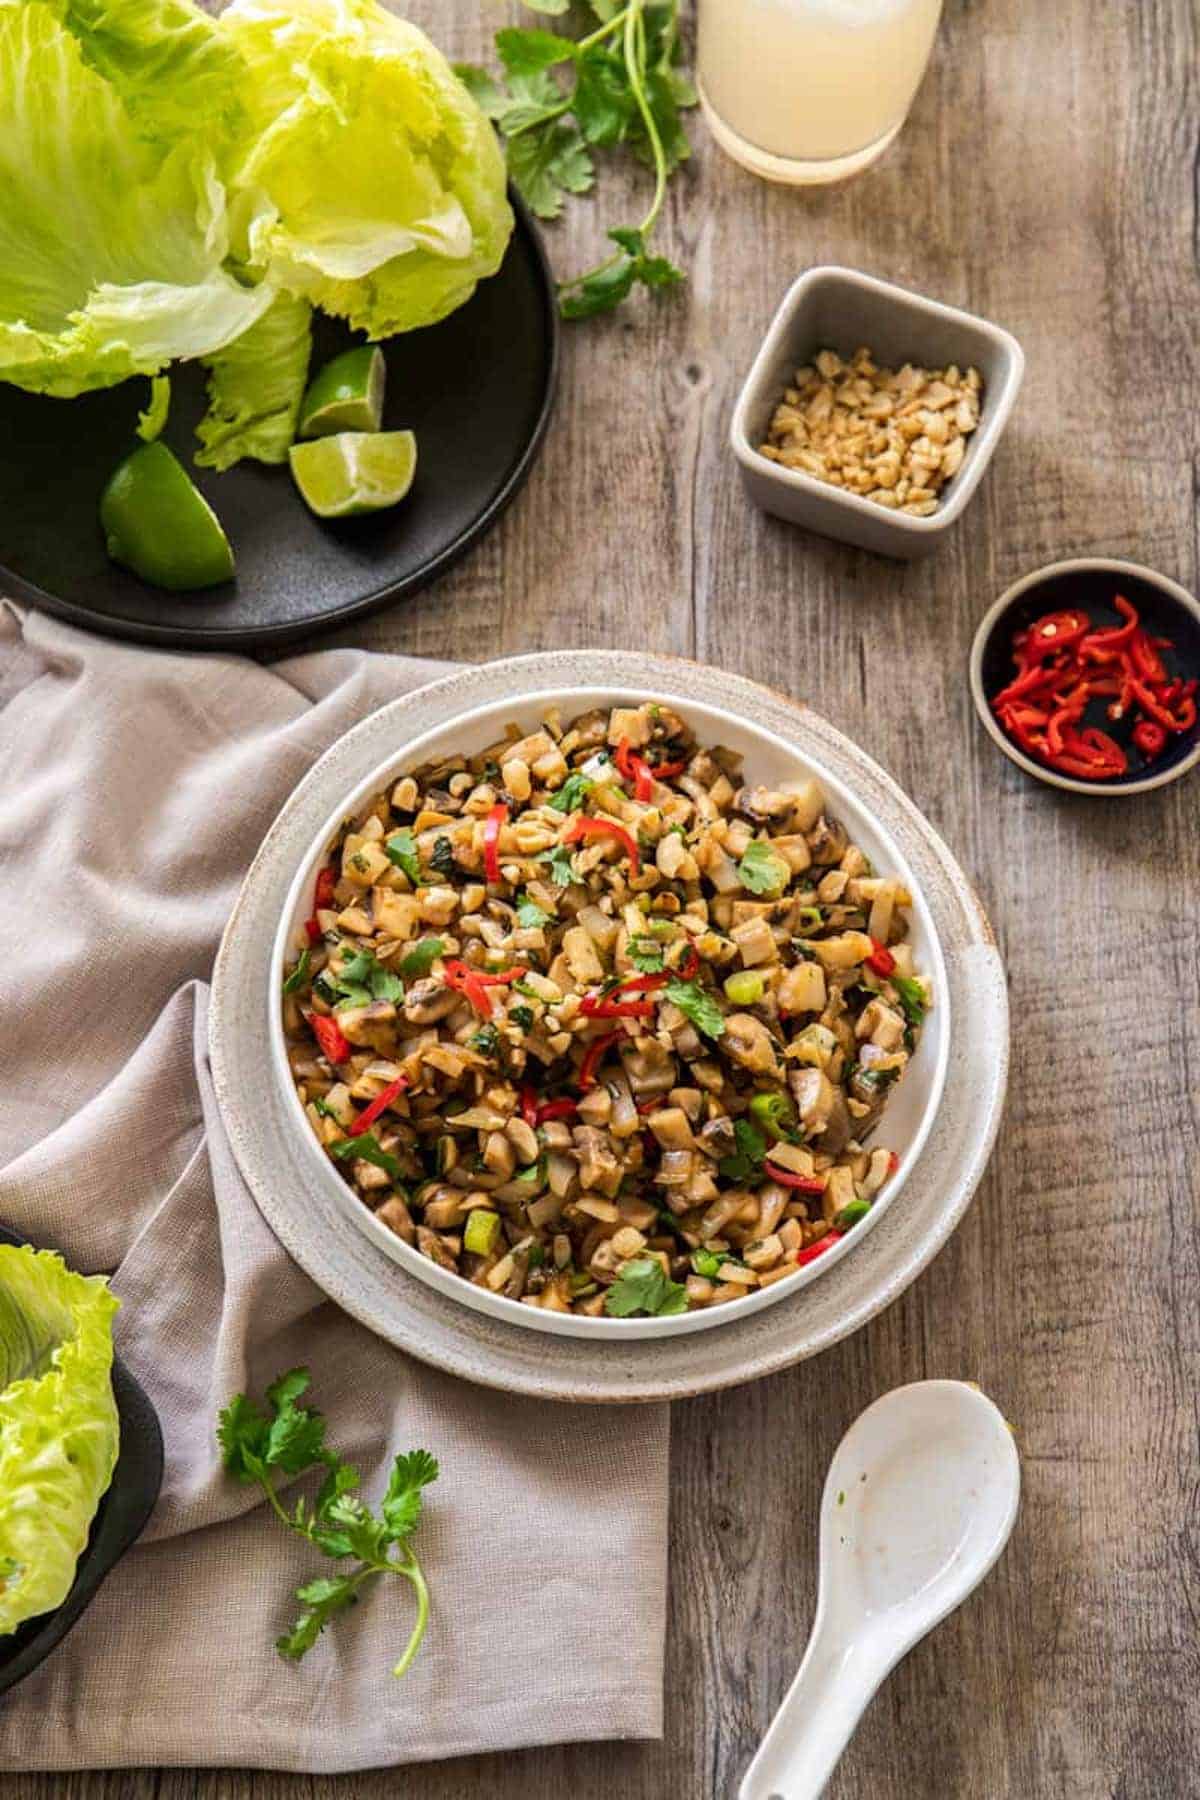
[330,1133,402,1179]
[507,120,594,221]
[283,948,311,995]
[718,1118,767,1183]
[336,947,374,985]
[510,1004,535,1031]
[516,894,552,928]
[604,1256,688,1318]
[332,947,402,1006]
[628,936,665,974]
[370,966,403,1003]
[399,937,445,980]
[891,975,927,1029]
[547,770,595,812]
[321,1492,392,1565]
[470,1023,501,1058]
[266,1403,329,1477]
[496,26,577,75]
[217,1392,270,1483]
[385,829,421,884]
[277,1574,361,1662]
[664,977,726,1039]
[381,1450,439,1541]
[453,62,507,118]
[497,67,568,132]
[539,842,578,887]
[574,45,636,146]
[738,840,791,897]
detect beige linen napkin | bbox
[0,605,669,1772]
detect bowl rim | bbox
[730,263,1026,536]
[969,556,1200,797]
[269,681,951,1341]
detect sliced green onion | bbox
[835,1198,873,1231]
[463,1210,501,1255]
[749,1090,796,1138]
[724,969,765,1005]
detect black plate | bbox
[0,1225,164,1698]
[0,194,558,652]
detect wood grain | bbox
[6,0,1199,1794]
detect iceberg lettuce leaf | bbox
[0,1,272,398]
[48,0,247,139]
[0,1246,120,1638]
[195,289,313,470]
[218,0,513,338]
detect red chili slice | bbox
[1132,719,1167,757]
[580,995,658,1019]
[562,814,641,877]
[1024,609,1091,659]
[349,1075,410,1136]
[765,1164,826,1194]
[1081,594,1138,652]
[795,1232,841,1267]
[865,939,895,977]
[306,1010,351,1066]
[614,738,655,802]
[305,864,338,941]
[535,1097,579,1125]
[442,959,496,1019]
[520,1084,539,1129]
[578,1030,621,1090]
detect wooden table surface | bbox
[8,1,1199,1795]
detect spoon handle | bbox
[738,1627,891,1800]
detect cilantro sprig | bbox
[457,0,695,320]
[217,1370,438,1679]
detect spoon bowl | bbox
[739,1381,1020,1800]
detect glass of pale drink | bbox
[697,0,944,185]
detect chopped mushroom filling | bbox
[281,704,931,1318]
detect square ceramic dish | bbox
[270,685,951,1341]
[731,266,1024,559]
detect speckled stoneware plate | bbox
[209,651,1008,1403]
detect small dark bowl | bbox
[970,559,1200,795]
[0,1225,163,1697]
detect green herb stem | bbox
[575,6,630,54]
[391,1556,430,1678]
[503,92,573,142]
[625,1,667,238]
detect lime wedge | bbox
[99,442,234,591]
[297,346,386,438]
[289,430,417,519]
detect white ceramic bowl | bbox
[270,685,951,1341]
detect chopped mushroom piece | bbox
[723,1013,781,1075]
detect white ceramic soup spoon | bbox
[739,1380,1020,1800]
